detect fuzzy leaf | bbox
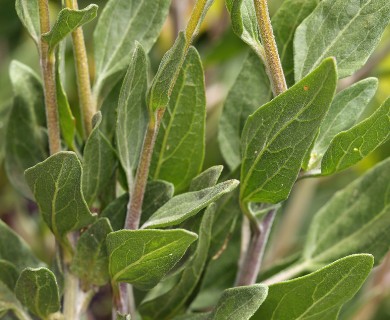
[25,152,96,242]
[15,0,40,45]
[71,218,113,286]
[304,158,390,266]
[116,43,148,189]
[240,58,337,204]
[142,180,239,229]
[42,4,98,52]
[306,78,378,170]
[5,61,47,199]
[93,0,171,94]
[150,47,206,192]
[254,255,373,320]
[189,165,223,191]
[15,267,60,319]
[321,97,390,175]
[82,112,117,206]
[294,0,390,80]
[107,229,198,290]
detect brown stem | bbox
[39,0,61,154]
[253,0,287,95]
[65,0,95,136]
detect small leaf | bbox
[321,96,390,175]
[240,58,337,204]
[140,204,215,319]
[218,51,271,171]
[0,260,18,290]
[117,314,131,320]
[25,152,96,243]
[304,158,390,266]
[15,0,40,45]
[116,43,148,190]
[150,47,206,192]
[93,0,171,95]
[209,284,268,320]
[42,4,98,52]
[294,0,390,80]
[5,61,48,199]
[107,229,198,290]
[0,282,27,319]
[306,78,378,170]
[82,112,117,206]
[15,267,60,319]
[253,254,373,320]
[142,180,239,229]
[189,165,223,191]
[71,218,113,286]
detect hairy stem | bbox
[254,0,287,95]
[39,0,61,154]
[65,0,95,136]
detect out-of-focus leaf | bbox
[0,260,18,290]
[189,165,223,192]
[15,0,40,45]
[0,282,28,320]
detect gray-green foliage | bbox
[0,260,18,290]
[15,0,40,45]
[0,282,27,319]
[189,166,223,192]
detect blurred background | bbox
[0,0,389,319]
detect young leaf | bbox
[0,282,27,320]
[142,180,239,229]
[253,254,373,320]
[82,112,117,206]
[25,152,96,242]
[15,0,40,45]
[321,97,390,175]
[218,51,271,171]
[15,267,60,319]
[0,220,41,272]
[106,229,198,290]
[189,165,223,192]
[240,58,337,204]
[93,0,171,94]
[0,260,18,290]
[116,43,148,189]
[71,218,113,286]
[304,158,390,266]
[209,284,268,319]
[42,4,98,52]
[150,47,206,192]
[5,61,47,199]
[140,204,215,320]
[272,0,319,86]
[306,78,378,170]
[117,314,131,320]
[294,0,390,80]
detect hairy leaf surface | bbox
[15,0,40,45]
[189,165,223,192]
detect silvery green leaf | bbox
[0,282,29,320]
[15,0,40,45]
[189,165,223,191]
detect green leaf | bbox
[0,282,28,320]
[5,61,47,199]
[305,78,378,170]
[107,229,198,290]
[140,204,215,320]
[253,254,373,320]
[294,0,390,80]
[304,158,390,266]
[117,314,131,320]
[321,97,390,175]
[15,0,40,45]
[150,47,206,192]
[93,0,171,95]
[25,152,96,243]
[142,180,239,229]
[101,194,129,231]
[218,51,271,171]
[272,0,319,86]
[0,260,18,291]
[71,218,113,286]
[116,43,148,189]
[173,314,209,320]
[226,0,262,57]
[82,112,117,206]
[147,32,187,111]
[209,284,268,319]
[42,4,98,52]
[189,165,223,191]
[15,267,60,319]
[0,220,41,272]
[240,58,337,204]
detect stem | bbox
[65,0,95,136]
[253,0,287,95]
[39,0,61,154]
[63,271,79,319]
[235,209,276,286]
